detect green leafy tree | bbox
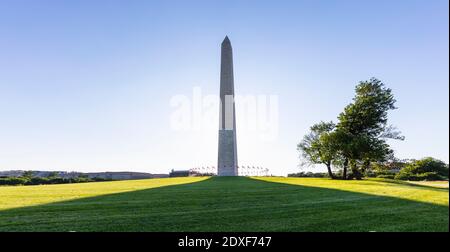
[335,78,404,179]
[47,172,60,178]
[337,78,398,137]
[299,78,404,180]
[395,157,449,181]
[297,121,338,179]
[21,170,34,179]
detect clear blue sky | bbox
[0,0,448,175]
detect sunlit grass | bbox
[0,177,447,231]
[254,177,449,206]
[0,177,207,211]
[406,180,449,188]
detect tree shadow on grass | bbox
[0,177,447,232]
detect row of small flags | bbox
[189,166,270,176]
[190,166,268,170]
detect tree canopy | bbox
[395,157,449,181]
[297,121,337,178]
[298,78,404,179]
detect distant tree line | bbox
[290,157,448,181]
[297,78,448,181]
[0,171,112,186]
[287,172,329,178]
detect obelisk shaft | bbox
[218,36,238,176]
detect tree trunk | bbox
[350,160,362,180]
[343,158,348,180]
[361,160,370,175]
[326,162,335,179]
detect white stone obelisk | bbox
[218,36,238,176]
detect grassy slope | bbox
[0,177,206,211]
[0,177,447,231]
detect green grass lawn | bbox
[0,176,448,231]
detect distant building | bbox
[151,174,171,178]
[85,172,154,180]
[0,170,24,177]
[169,170,191,177]
[169,169,202,177]
[387,167,402,174]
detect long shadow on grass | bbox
[0,177,448,232]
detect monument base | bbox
[217,130,238,176]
